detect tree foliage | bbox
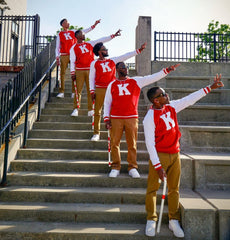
[191,20,230,62]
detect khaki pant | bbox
[145,152,181,221]
[59,55,74,93]
[94,88,107,135]
[74,70,92,110]
[110,118,138,171]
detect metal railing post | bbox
[48,43,51,102]
[37,84,42,121]
[0,126,10,187]
[154,31,157,61]
[56,65,59,88]
[213,33,217,62]
[23,101,29,148]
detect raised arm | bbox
[170,73,224,113]
[82,19,101,34]
[111,42,147,64]
[89,29,122,47]
[135,64,180,89]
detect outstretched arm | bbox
[82,19,101,34]
[135,63,180,89]
[170,73,224,113]
[111,42,147,64]
[90,29,122,47]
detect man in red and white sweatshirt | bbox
[70,29,121,117]
[103,62,180,179]
[55,18,100,98]
[89,42,147,142]
[143,74,224,238]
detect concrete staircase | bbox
[0,65,229,240]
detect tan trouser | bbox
[74,70,92,110]
[59,55,74,93]
[145,152,181,221]
[110,118,138,171]
[94,88,107,135]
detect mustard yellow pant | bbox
[59,55,74,93]
[94,88,107,135]
[110,118,138,171]
[74,70,92,110]
[145,152,181,221]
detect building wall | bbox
[1,0,27,15]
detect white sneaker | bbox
[145,220,156,237]
[109,169,120,178]
[57,93,64,98]
[71,93,75,98]
[71,109,78,117]
[91,134,100,141]
[129,168,140,178]
[169,220,184,238]
[88,110,94,116]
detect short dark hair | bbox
[75,30,82,38]
[60,18,66,26]
[147,87,160,102]
[116,62,125,69]
[93,42,103,56]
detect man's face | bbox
[154,88,169,105]
[99,45,109,57]
[62,19,70,29]
[77,31,85,40]
[117,62,128,77]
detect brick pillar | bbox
[135,16,151,76]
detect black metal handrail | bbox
[154,31,230,62]
[0,39,57,186]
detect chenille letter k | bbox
[160,111,175,130]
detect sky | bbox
[27,0,230,62]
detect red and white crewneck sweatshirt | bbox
[89,49,141,93]
[143,86,211,170]
[70,35,116,73]
[55,25,94,57]
[103,69,169,122]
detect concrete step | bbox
[12,155,193,189]
[41,108,148,117]
[177,105,230,123]
[16,148,149,161]
[25,138,147,151]
[0,221,178,240]
[45,102,147,110]
[179,189,217,240]
[185,153,230,190]
[0,186,146,204]
[0,202,154,224]
[38,113,229,126]
[28,129,146,140]
[7,171,148,188]
[163,76,230,90]
[165,88,230,105]
[10,159,149,174]
[50,95,146,105]
[180,125,230,153]
[32,121,144,132]
[196,190,230,240]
